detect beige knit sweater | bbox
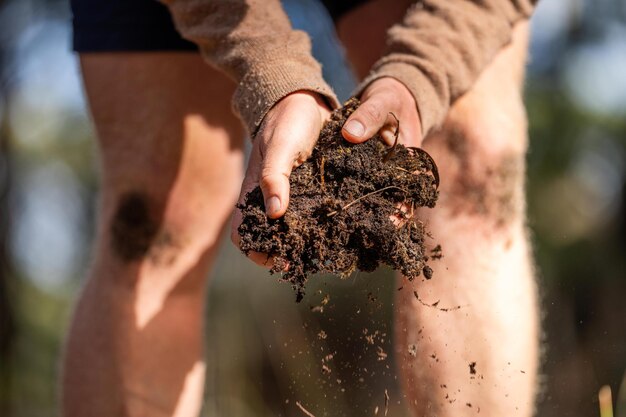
[162,0,536,137]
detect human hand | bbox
[342,77,422,148]
[231,90,331,266]
[343,77,425,227]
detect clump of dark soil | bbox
[238,98,439,301]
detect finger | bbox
[342,95,389,143]
[230,148,282,269]
[231,225,282,269]
[260,171,289,219]
[259,127,314,219]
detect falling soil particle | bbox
[413,290,463,312]
[318,330,327,340]
[364,328,380,345]
[376,346,388,361]
[238,98,439,301]
[469,361,477,375]
[384,389,390,416]
[321,364,332,375]
[310,305,324,313]
[431,244,443,260]
[423,265,434,279]
[408,344,417,357]
[296,401,317,417]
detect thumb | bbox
[255,91,328,219]
[342,97,387,143]
[259,168,290,219]
[258,136,300,218]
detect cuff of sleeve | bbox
[231,59,340,138]
[353,62,446,137]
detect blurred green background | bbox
[0,0,625,416]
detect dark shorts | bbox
[71,0,369,52]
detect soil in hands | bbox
[237,98,439,302]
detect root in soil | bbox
[238,98,439,301]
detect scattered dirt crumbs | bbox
[238,98,440,301]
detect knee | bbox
[106,190,186,267]
[105,188,222,269]
[432,102,528,229]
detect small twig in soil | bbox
[327,186,407,217]
[296,401,317,417]
[319,156,326,191]
[383,112,400,163]
[394,166,412,174]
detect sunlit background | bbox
[0,0,625,416]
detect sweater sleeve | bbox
[356,0,537,136]
[161,0,340,136]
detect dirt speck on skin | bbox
[238,98,439,301]
[469,361,477,375]
[431,244,443,260]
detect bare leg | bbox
[395,24,539,416]
[338,5,539,416]
[61,53,244,417]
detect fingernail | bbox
[344,120,365,137]
[266,196,281,215]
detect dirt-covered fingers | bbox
[342,77,422,147]
[230,143,288,268]
[256,92,331,218]
[257,136,304,220]
[230,91,331,267]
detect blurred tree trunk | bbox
[0,0,15,412]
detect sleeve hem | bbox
[232,60,340,137]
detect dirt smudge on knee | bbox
[110,191,180,265]
[490,153,524,227]
[444,124,469,163]
[443,125,524,228]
